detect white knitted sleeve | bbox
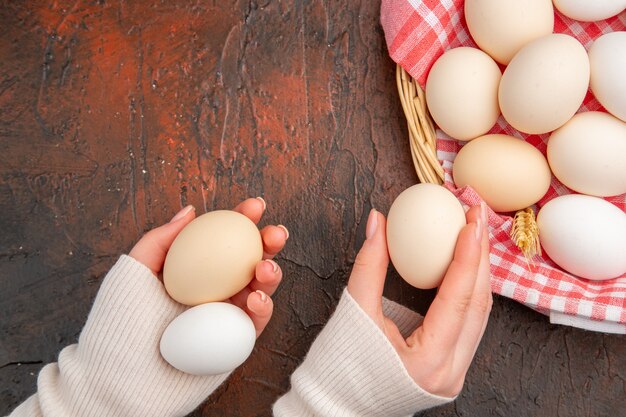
[273,289,454,417]
[8,255,229,417]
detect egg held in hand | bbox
[537,195,626,281]
[386,184,466,289]
[164,210,263,306]
[160,302,256,375]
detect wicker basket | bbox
[395,64,540,260]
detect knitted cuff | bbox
[382,296,425,338]
[273,289,453,417]
[14,255,229,417]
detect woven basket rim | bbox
[396,64,540,260]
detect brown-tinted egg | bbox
[453,134,551,212]
[163,210,263,305]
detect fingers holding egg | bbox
[233,197,267,224]
[253,259,283,295]
[419,218,483,353]
[228,259,283,308]
[454,205,493,369]
[129,205,197,276]
[246,290,275,337]
[261,224,289,259]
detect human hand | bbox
[347,203,491,398]
[129,197,288,337]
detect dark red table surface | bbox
[1,1,624,416]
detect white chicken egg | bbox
[498,34,590,134]
[589,32,626,122]
[537,195,626,280]
[160,303,256,375]
[553,0,626,22]
[547,111,626,197]
[465,0,554,65]
[425,47,501,141]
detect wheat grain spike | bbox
[511,207,541,265]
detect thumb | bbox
[129,205,196,275]
[347,209,389,317]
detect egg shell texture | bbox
[160,302,256,375]
[537,195,626,280]
[453,134,552,213]
[425,47,501,141]
[498,34,590,135]
[465,0,554,65]
[548,111,626,197]
[589,32,626,122]
[386,184,466,289]
[163,210,263,305]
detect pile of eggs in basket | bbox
[387,1,626,289]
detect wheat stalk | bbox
[510,207,541,264]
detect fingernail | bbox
[480,201,487,225]
[265,259,279,273]
[366,209,378,240]
[170,205,194,223]
[277,224,289,240]
[475,218,483,241]
[256,290,268,303]
[256,196,267,211]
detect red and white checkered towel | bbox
[381,0,626,333]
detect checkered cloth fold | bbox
[381,0,626,333]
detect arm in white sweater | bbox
[8,256,452,417]
[273,289,454,416]
[9,255,229,417]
